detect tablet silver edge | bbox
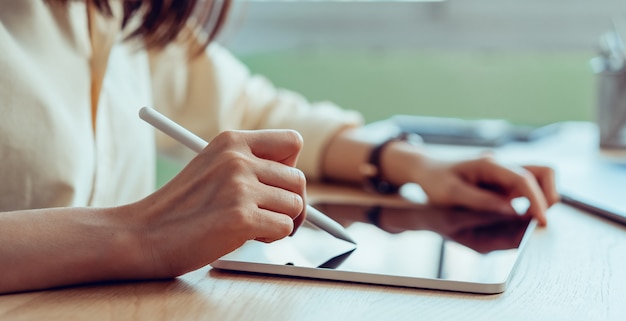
[210,220,538,294]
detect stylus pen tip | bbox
[306,205,357,245]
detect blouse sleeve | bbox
[148,43,363,180]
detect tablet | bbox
[211,202,537,294]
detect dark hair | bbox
[90,0,231,51]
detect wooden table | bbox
[1,123,625,320]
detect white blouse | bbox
[0,1,362,211]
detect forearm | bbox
[0,206,144,294]
[321,127,429,187]
[320,128,372,184]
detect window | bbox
[219,0,626,124]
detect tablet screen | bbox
[212,202,536,294]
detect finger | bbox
[477,165,548,226]
[291,193,307,236]
[256,159,306,196]
[255,184,304,220]
[444,181,518,216]
[523,165,560,206]
[251,161,306,233]
[251,208,295,243]
[243,129,304,167]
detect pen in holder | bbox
[592,28,626,149]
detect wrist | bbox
[100,204,155,280]
[364,132,423,193]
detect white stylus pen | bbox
[139,107,356,244]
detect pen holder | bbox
[593,65,626,149]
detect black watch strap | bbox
[364,132,421,194]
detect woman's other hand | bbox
[411,156,559,226]
[383,142,559,226]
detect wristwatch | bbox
[363,132,421,194]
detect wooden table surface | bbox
[1,123,625,320]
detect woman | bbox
[0,0,559,294]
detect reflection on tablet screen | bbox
[212,203,535,294]
[314,203,532,281]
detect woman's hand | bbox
[0,129,307,294]
[413,156,559,226]
[383,143,560,226]
[421,156,559,226]
[125,129,307,279]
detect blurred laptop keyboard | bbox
[391,115,561,147]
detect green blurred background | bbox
[238,49,595,125]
